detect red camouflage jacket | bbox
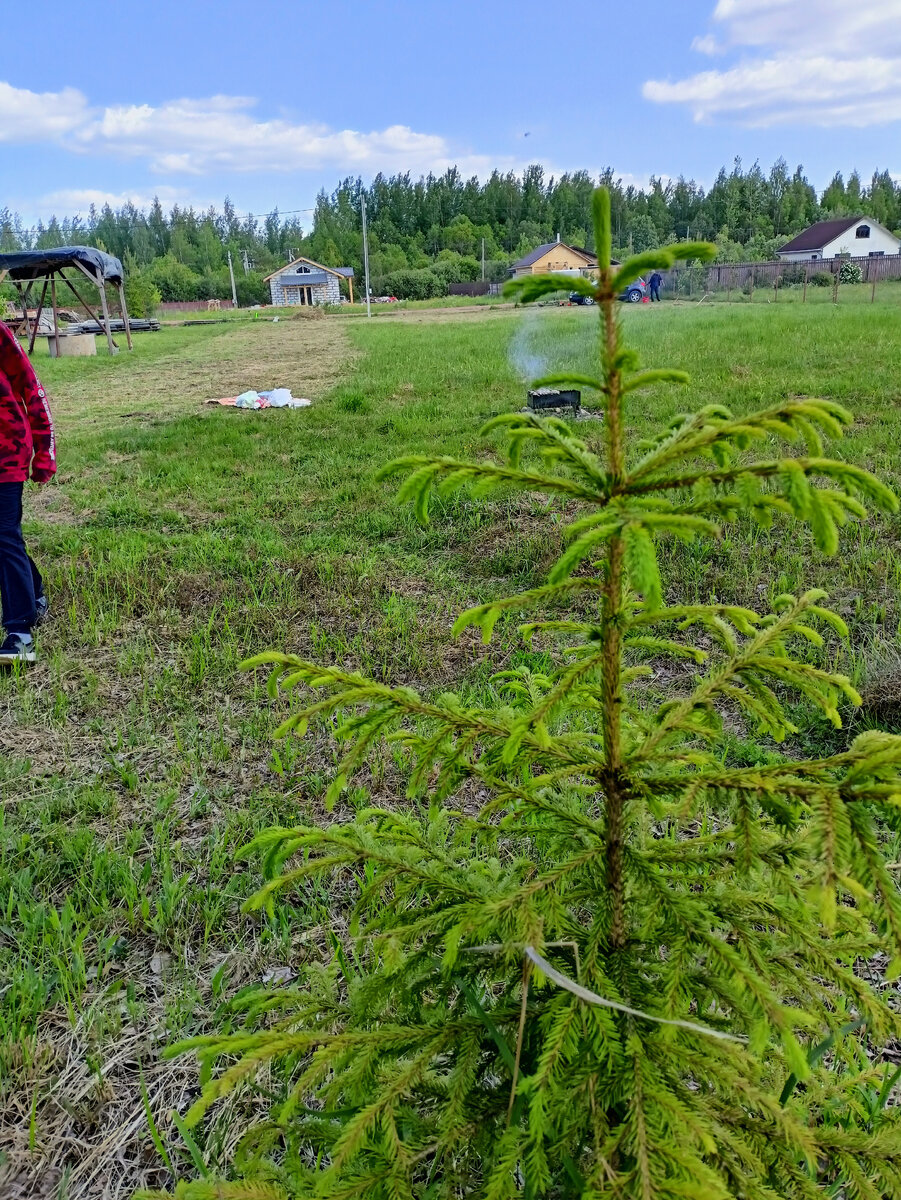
[0,321,56,484]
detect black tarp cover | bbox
[0,246,124,284]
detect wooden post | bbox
[802,262,809,303]
[773,270,778,302]
[832,267,839,305]
[871,258,879,304]
[50,273,61,358]
[15,283,30,343]
[59,268,113,335]
[72,261,117,353]
[97,280,117,355]
[726,269,732,305]
[23,282,35,343]
[117,283,133,350]
[348,275,354,304]
[28,279,49,354]
[748,270,754,304]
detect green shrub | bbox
[779,264,806,287]
[123,268,161,318]
[380,267,444,300]
[122,251,161,317]
[669,266,707,296]
[147,253,200,302]
[192,270,226,302]
[840,260,864,285]
[235,271,270,307]
[165,190,901,1200]
[810,270,834,287]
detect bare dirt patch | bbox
[45,318,353,430]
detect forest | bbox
[3,158,900,308]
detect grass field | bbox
[3,299,901,1196]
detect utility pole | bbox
[227,250,238,307]
[361,193,372,318]
[481,236,485,281]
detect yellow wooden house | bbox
[508,239,601,280]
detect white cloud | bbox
[690,34,722,55]
[36,185,189,215]
[646,0,901,127]
[78,95,495,176]
[0,82,502,178]
[0,81,91,142]
[710,0,901,55]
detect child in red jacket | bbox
[0,321,56,664]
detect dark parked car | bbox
[569,292,594,305]
[618,277,648,303]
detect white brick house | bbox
[265,257,354,306]
[777,217,900,262]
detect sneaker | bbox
[34,595,49,626]
[0,634,36,665]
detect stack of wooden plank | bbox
[65,317,161,334]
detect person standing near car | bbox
[649,271,663,302]
[0,320,55,665]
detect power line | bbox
[244,206,316,218]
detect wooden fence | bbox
[661,254,901,299]
[158,299,235,312]
[448,282,491,296]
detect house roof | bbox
[511,241,597,270]
[279,271,329,287]
[264,256,353,282]
[778,217,867,254]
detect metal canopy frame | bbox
[0,257,132,357]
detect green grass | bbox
[339,293,507,313]
[672,278,901,306]
[153,304,325,322]
[4,299,901,1195]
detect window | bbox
[869,251,885,257]
[811,254,818,260]
[856,225,871,239]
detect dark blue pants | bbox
[650,285,661,301]
[0,482,43,635]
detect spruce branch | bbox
[177,186,901,1198]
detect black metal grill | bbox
[527,388,581,413]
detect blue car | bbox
[618,277,647,303]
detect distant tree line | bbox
[2,159,900,308]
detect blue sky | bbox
[4,0,900,231]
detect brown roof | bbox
[778,217,864,254]
[511,241,597,270]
